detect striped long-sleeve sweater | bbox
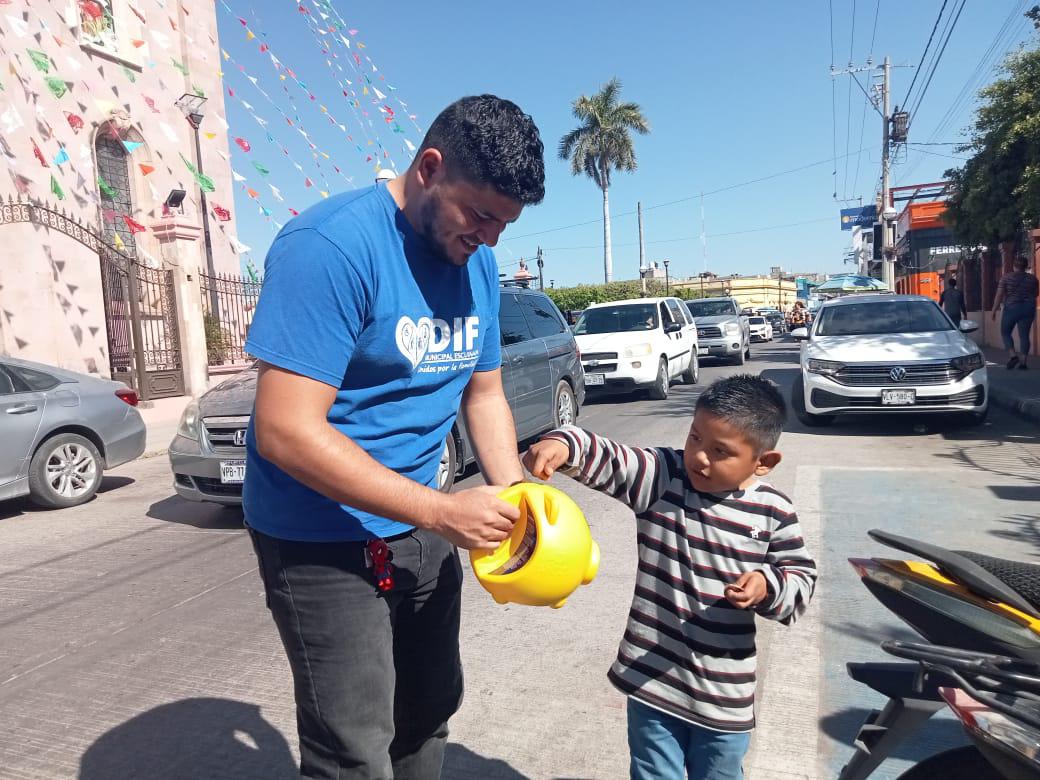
[544,425,817,733]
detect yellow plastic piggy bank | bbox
[469,482,599,608]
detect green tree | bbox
[559,78,649,284]
[943,38,1040,250]
[545,280,667,312]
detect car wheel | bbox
[648,357,669,400]
[733,344,747,366]
[436,433,457,493]
[682,352,699,384]
[792,377,835,428]
[745,340,752,360]
[28,433,103,509]
[553,381,577,428]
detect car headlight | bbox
[724,322,741,334]
[624,343,653,358]
[176,400,201,441]
[807,359,844,376]
[951,352,985,374]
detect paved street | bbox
[1,339,1038,779]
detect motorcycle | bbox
[838,528,1040,779]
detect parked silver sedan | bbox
[0,356,145,508]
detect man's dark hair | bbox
[419,95,545,205]
[1015,256,1029,270]
[695,374,787,451]
[947,277,957,287]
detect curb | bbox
[988,385,1040,426]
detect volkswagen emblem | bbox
[233,429,248,446]
[889,366,907,382]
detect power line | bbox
[841,0,858,198]
[509,217,836,258]
[903,0,950,108]
[851,0,882,198]
[829,0,838,197]
[501,147,871,243]
[905,144,970,160]
[896,2,1027,186]
[908,0,967,124]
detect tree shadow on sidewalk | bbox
[79,697,297,779]
[988,513,1040,557]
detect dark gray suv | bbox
[168,285,585,501]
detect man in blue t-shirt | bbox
[243,95,545,778]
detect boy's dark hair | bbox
[695,374,787,451]
[419,95,545,205]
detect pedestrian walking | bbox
[242,95,545,779]
[939,276,967,324]
[524,375,817,780]
[992,256,1039,370]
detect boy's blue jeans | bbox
[627,698,751,780]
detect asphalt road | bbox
[1,339,1037,779]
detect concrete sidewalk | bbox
[138,396,193,458]
[983,344,1040,426]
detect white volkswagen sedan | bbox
[791,295,987,426]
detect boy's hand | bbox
[523,439,570,480]
[724,571,769,609]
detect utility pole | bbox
[831,57,911,289]
[638,201,647,294]
[536,246,544,291]
[880,55,894,290]
[699,193,707,278]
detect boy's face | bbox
[683,410,781,493]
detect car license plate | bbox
[220,459,246,484]
[585,373,605,386]
[697,346,708,355]
[881,389,916,406]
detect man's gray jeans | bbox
[249,527,464,779]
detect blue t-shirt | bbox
[242,184,502,541]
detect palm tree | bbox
[559,78,650,283]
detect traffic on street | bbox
[2,339,1037,779]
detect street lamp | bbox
[698,270,714,298]
[663,259,670,295]
[175,93,217,308]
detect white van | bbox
[573,297,700,400]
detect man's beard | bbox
[417,192,463,266]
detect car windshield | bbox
[749,317,765,324]
[815,300,954,336]
[575,304,658,334]
[686,300,736,318]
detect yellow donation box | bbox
[469,482,599,608]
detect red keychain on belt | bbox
[365,539,395,592]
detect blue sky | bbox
[219,1,1036,286]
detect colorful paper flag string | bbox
[179,152,215,193]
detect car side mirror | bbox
[791,327,810,340]
[959,320,979,334]
[665,322,682,334]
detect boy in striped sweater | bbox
[523,375,816,780]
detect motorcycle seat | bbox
[870,529,1040,619]
[955,551,1040,613]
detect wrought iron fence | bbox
[199,272,262,365]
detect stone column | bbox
[150,219,209,397]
